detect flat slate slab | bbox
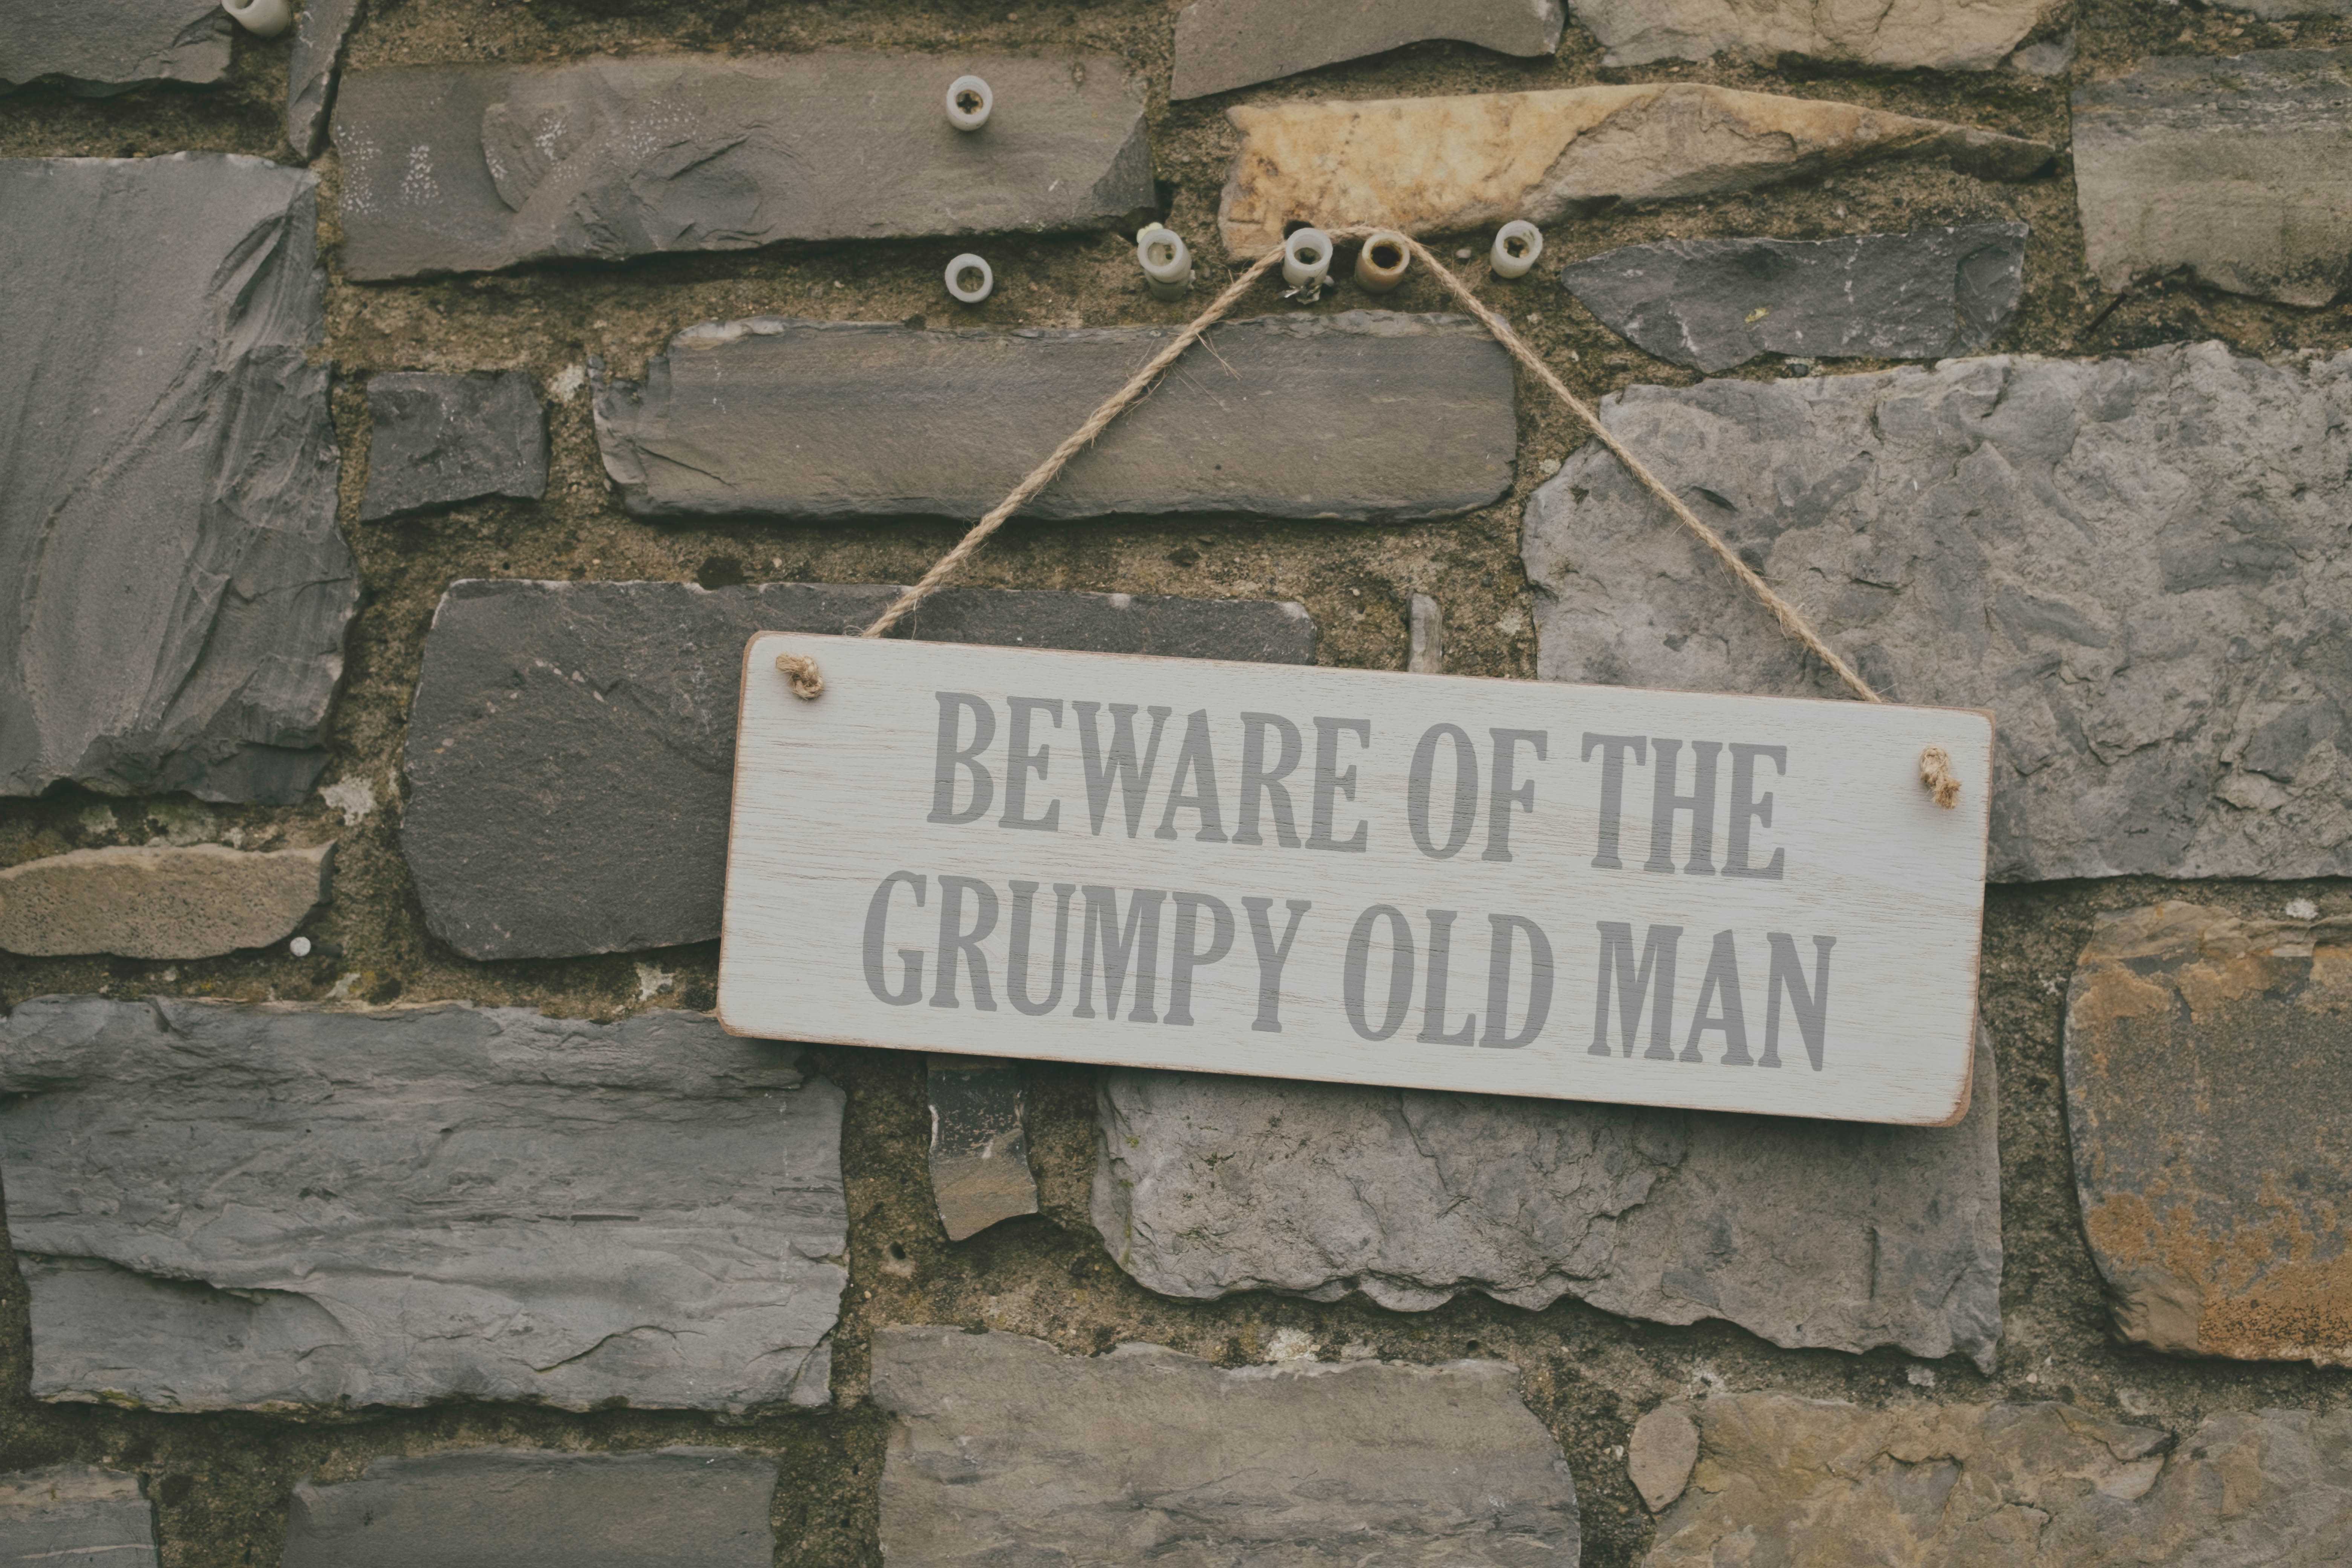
[403,580,1317,961]
[593,313,1515,523]
[286,0,361,159]
[331,53,1152,281]
[874,1327,1580,1565]
[0,843,332,959]
[2065,902,2352,1365]
[362,371,548,521]
[0,0,230,94]
[2074,49,2352,308]
[927,1059,1038,1242]
[1523,343,2352,882]
[1645,1392,2352,1563]
[0,155,353,805]
[1170,0,1563,100]
[283,1449,776,1568]
[0,997,845,1413]
[0,1468,156,1568]
[1559,224,2027,372]
[1095,1031,2000,1368]
[1570,0,2058,69]
[1218,86,2053,256]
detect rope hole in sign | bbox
[773,226,1964,812]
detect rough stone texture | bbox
[927,1059,1038,1242]
[0,997,845,1413]
[1628,1406,1699,1513]
[593,313,1514,523]
[1169,0,1564,100]
[874,1327,1580,1565]
[361,371,548,521]
[0,0,229,94]
[403,579,1318,960]
[283,1449,776,1568]
[1094,1031,2001,1369]
[331,53,1152,282]
[0,156,353,805]
[2216,0,2352,16]
[2074,49,2352,308]
[1523,343,2352,883]
[1559,224,2027,372]
[1569,0,2058,69]
[1646,1392,2352,1563]
[1217,86,2053,255]
[2064,902,2352,1366]
[286,0,362,161]
[0,1468,156,1568]
[0,844,332,960]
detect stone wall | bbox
[3,0,2350,1562]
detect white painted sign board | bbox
[720,634,1993,1125]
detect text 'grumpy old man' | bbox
[721,638,1992,1125]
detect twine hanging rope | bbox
[775,226,1962,808]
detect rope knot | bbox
[775,651,825,701]
[1919,745,1960,810]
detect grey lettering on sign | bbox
[1524,344,2352,880]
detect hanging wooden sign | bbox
[719,634,1993,1125]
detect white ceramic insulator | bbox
[1282,227,1333,291]
[944,253,994,304]
[1491,220,1543,279]
[223,0,295,36]
[1354,230,1410,293]
[1136,224,1194,301]
[946,75,993,131]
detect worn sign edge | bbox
[717,631,1994,1127]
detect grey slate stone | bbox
[2064,902,2352,1365]
[1568,0,2058,69]
[1646,1393,2352,1563]
[329,53,1152,282]
[2073,49,2352,307]
[283,1449,776,1568]
[593,313,1516,523]
[927,1058,1038,1242]
[286,0,362,161]
[1170,0,1564,100]
[402,579,1318,961]
[0,1468,156,1568]
[361,371,548,521]
[874,1327,1581,1565]
[1094,1030,2000,1369]
[0,997,845,1412]
[1559,224,2027,372]
[0,0,230,94]
[0,155,352,805]
[1522,343,2352,882]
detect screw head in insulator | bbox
[1491,220,1544,279]
[944,253,994,304]
[946,75,993,131]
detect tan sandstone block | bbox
[2064,901,2352,1365]
[1217,84,2052,255]
[0,844,332,960]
